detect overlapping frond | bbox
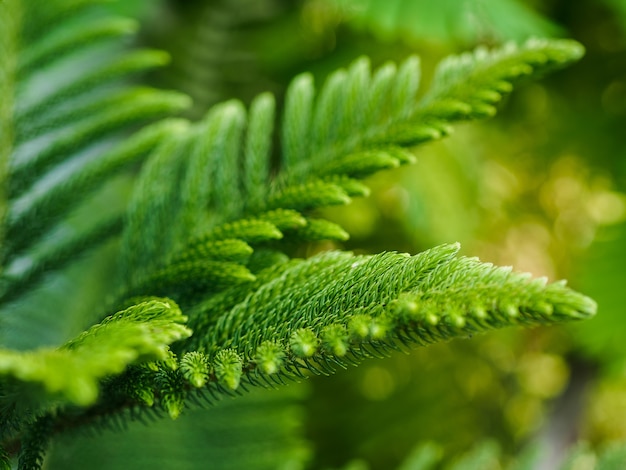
[0,299,189,407]
[0,0,189,304]
[94,244,594,421]
[0,2,593,465]
[119,38,584,311]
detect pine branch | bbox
[11,50,177,197]
[16,416,52,470]
[243,93,275,212]
[280,39,584,186]
[20,0,113,43]
[195,244,594,363]
[119,39,584,311]
[5,119,187,263]
[0,298,190,464]
[0,299,189,408]
[2,1,190,284]
[0,448,8,470]
[57,245,595,426]
[0,6,593,464]
[18,17,138,75]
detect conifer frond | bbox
[418,38,584,121]
[0,0,20,252]
[121,39,584,308]
[110,32,591,418]
[244,93,275,212]
[109,244,594,416]
[2,0,189,287]
[281,39,583,184]
[0,299,189,407]
[0,7,593,462]
[198,244,593,362]
[5,119,187,264]
[17,416,52,470]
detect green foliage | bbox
[0,0,600,468]
[189,245,592,394]
[1,0,189,304]
[0,299,188,406]
[280,39,582,185]
[330,0,560,44]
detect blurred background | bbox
[43,0,626,468]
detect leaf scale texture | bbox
[177,245,595,398]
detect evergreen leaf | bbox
[204,218,284,243]
[6,118,188,261]
[323,175,371,197]
[121,124,192,281]
[0,0,20,254]
[156,368,185,420]
[280,39,583,183]
[290,218,350,242]
[3,0,190,310]
[181,244,595,397]
[169,239,254,265]
[21,0,112,42]
[267,180,352,211]
[244,93,276,212]
[179,101,247,238]
[0,3,594,463]
[17,416,52,470]
[417,38,585,127]
[18,17,138,74]
[0,299,190,406]
[11,89,188,197]
[125,260,256,300]
[180,351,210,388]
[257,209,308,232]
[282,73,315,172]
[119,39,585,317]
